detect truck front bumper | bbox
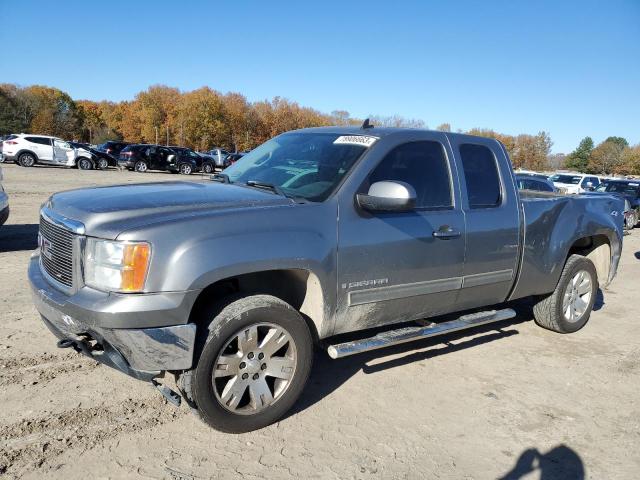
[28,254,198,381]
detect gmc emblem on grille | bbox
[38,233,54,260]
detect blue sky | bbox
[1,0,638,153]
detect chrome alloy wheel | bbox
[562,270,592,323]
[213,323,297,415]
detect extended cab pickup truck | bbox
[29,126,624,433]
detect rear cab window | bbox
[459,143,502,208]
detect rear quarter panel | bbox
[509,192,623,299]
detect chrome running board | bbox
[327,308,516,359]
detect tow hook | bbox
[152,379,182,407]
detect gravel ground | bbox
[0,162,639,479]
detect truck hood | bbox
[46,181,293,239]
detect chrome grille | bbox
[39,215,75,288]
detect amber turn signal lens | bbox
[120,243,151,292]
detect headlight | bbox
[84,239,151,292]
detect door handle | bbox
[433,226,461,239]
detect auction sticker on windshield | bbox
[333,135,378,147]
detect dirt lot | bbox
[0,162,639,479]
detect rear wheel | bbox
[18,153,36,167]
[533,254,598,333]
[97,158,109,170]
[134,160,148,173]
[179,163,193,175]
[77,158,93,170]
[178,294,313,433]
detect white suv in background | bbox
[1,134,87,168]
[549,173,601,194]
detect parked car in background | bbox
[0,134,18,163]
[1,134,83,168]
[207,148,231,169]
[67,142,100,170]
[549,173,600,194]
[596,179,640,224]
[96,141,130,158]
[0,165,8,226]
[515,173,556,192]
[118,144,197,174]
[225,152,245,165]
[170,147,216,173]
[69,142,117,170]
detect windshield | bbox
[223,132,373,201]
[602,181,640,196]
[550,174,582,184]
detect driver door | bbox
[335,136,466,335]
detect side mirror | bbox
[356,181,416,212]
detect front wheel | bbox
[203,163,214,174]
[77,158,93,170]
[178,295,313,433]
[533,254,598,333]
[179,163,193,175]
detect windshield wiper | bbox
[210,173,231,183]
[246,180,286,197]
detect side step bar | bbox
[327,308,516,359]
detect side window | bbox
[26,137,51,145]
[54,139,70,149]
[520,179,534,191]
[459,144,501,208]
[368,141,452,209]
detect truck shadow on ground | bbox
[289,300,538,419]
[0,224,38,253]
[498,444,584,480]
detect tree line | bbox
[1,83,636,175]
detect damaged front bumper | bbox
[28,254,197,382]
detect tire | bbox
[203,163,214,174]
[178,294,313,433]
[77,158,93,170]
[134,160,148,173]
[97,158,109,170]
[18,153,36,167]
[0,155,5,164]
[625,215,634,231]
[179,163,193,175]
[533,254,598,333]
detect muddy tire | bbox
[178,294,313,433]
[533,254,598,333]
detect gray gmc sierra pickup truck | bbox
[29,126,624,433]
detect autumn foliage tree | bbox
[1,82,634,175]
